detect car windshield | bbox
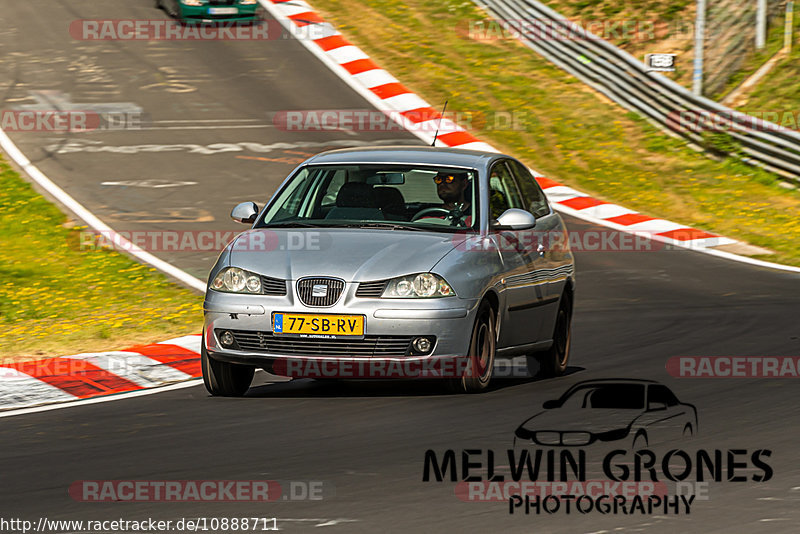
[560,384,646,410]
[256,164,479,232]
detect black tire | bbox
[527,289,572,378]
[201,342,255,397]
[159,0,179,19]
[448,300,496,393]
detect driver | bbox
[434,171,471,212]
[414,171,473,226]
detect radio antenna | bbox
[431,100,448,147]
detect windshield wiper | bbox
[260,221,330,228]
[345,222,428,231]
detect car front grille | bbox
[296,277,345,307]
[355,280,387,297]
[224,330,416,357]
[261,275,287,296]
[209,0,236,5]
[534,431,593,446]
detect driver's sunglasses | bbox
[433,174,457,184]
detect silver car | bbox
[202,146,575,395]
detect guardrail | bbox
[474,0,800,182]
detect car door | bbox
[507,159,567,341]
[489,160,546,348]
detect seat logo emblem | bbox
[312,284,328,297]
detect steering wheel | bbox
[411,207,452,222]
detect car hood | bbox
[227,228,466,281]
[518,408,643,434]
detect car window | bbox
[647,385,679,407]
[321,169,347,205]
[587,385,645,409]
[258,164,479,232]
[507,160,550,218]
[261,167,316,223]
[392,170,442,203]
[560,384,646,409]
[488,161,523,219]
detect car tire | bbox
[158,0,179,19]
[201,342,255,397]
[527,289,572,378]
[448,300,496,394]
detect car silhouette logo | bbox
[514,379,698,449]
[312,284,328,297]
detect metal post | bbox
[786,1,795,52]
[693,0,706,95]
[756,0,767,49]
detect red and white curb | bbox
[0,335,202,413]
[261,0,752,252]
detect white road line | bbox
[0,380,203,419]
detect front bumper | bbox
[203,285,479,377]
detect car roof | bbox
[304,145,503,168]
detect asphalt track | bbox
[1,1,800,532]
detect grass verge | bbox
[0,155,203,362]
[730,14,800,113]
[309,0,800,266]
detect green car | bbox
[157,0,263,23]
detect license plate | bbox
[208,7,238,15]
[273,313,365,338]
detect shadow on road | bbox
[240,365,585,398]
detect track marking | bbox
[0,379,203,419]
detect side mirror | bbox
[647,401,667,412]
[231,202,259,224]
[542,399,560,409]
[493,208,536,230]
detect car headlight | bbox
[239,0,258,4]
[210,267,262,294]
[181,0,207,6]
[382,273,455,298]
